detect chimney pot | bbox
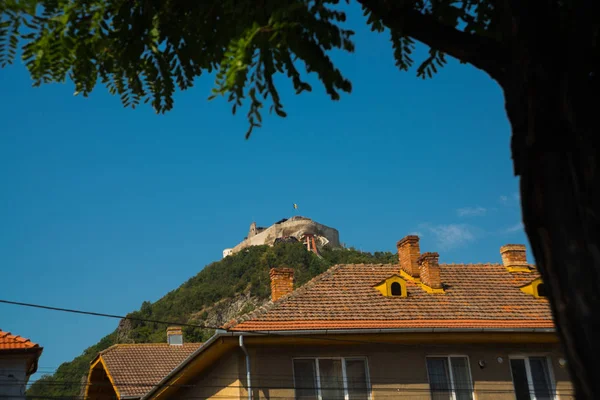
[418,252,442,289]
[397,235,421,278]
[167,326,183,346]
[500,244,528,269]
[270,267,295,302]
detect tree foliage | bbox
[1,0,355,137]
[6,1,599,398]
[0,0,514,137]
[26,242,396,397]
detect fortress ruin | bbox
[223,216,341,258]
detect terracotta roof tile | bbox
[0,330,40,350]
[98,343,202,398]
[225,263,552,331]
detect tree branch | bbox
[357,0,509,81]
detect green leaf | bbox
[2,0,465,137]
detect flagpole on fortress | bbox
[293,203,299,215]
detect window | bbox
[510,356,555,400]
[167,334,183,345]
[293,357,370,400]
[373,275,407,297]
[519,278,547,299]
[426,356,474,400]
[536,284,547,297]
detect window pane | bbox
[510,359,532,400]
[391,282,402,296]
[294,359,318,400]
[536,284,547,297]
[318,359,344,400]
[345,359,369,400]
[167,334,183,345]
[450,357,473,400]
[529,357,552,400]
[427,357,452,400]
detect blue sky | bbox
[0,3,527,382]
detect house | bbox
[140,236,572,400]
[0,329,43,400]
[97,236,573,400]
[85,327,202,400]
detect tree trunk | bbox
[503,61,600,398]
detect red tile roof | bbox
[95,343,202,398]
[0,330,40,350]
[225,263,552,331]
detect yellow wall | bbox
[85,359,119,400]
[176,350,244,400]
[246,342,573,399]
[163,336,573,400]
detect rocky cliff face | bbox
[193,292,267,329]
[115,292,268,344]
[116,318,135,344]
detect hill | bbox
[27,243,396,398]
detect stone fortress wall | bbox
[223,216,340,258]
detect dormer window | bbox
[374,275,407,298]
[536,283,546,297]
[519,277,547,299]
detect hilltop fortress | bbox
[223,216,341,258]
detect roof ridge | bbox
[98,344,121,356]
[224,262,515,330]
[95,342,203,363]
[226,262,551,332]
[224,263,346,330]
[102,342,203,351]
[439,263,503,266]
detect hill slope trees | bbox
[27,242,396,398]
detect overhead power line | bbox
[5,381,569,395]
[0,298,424,346]
[1,296,560,351]
[17,374,540,386]
[0,299,212,330]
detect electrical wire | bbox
[17,373,556,386]
[0,299,213,330]
[0,298,447,346]
[4,380,571,394]
[14,378,545,387]
[14,378,573,398]
[11,394,570,400]
[1,299,568,399]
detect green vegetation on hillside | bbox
[27,243,396,398]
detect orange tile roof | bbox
[225,263,552,332]
[0,330,40,350]
[95,343,202,398]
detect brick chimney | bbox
[270,267,295,302]
[167,326,183,346]
[397,235,421,278]
[418,252,442,289]
[500,244,529,270]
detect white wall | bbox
[0,357,28,400]
[223,248,234,258]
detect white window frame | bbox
[509,355,558,400]
[292,356,372,400]
[425,355,475,400]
